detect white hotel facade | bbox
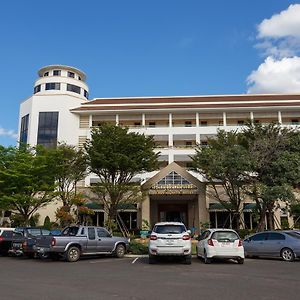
[19,65,299,232]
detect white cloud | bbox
[247,56,300,94]
[247,4,300,93]
[0,127,18,139]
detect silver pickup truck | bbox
[35,226,130,262]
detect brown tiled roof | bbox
[70,94,300,112]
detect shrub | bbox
[129,241,148,255]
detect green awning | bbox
[86,203,104,210]
[243,203,256,212]
[85,203,137,211]
[209,203,226,211]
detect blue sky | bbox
[0,0,299,146]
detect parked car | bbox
[243,231,300,262]
[0,228,15,256]
[10,227,51,257]
[148,222,192,264]
[34,226,129,262]
[196,228,244,264]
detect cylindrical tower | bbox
[33,65,89,100]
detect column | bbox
[250,112,254,124]
[115,114,119,126]
[168,152,174,164]
[169,113,172,127]
[168,134,173,147]
[196,134,200,145]
[196,112,199,127]
[278,111,282,124]
[142,113,146,126]
[89,115,93,128]
[141,194,150,227]
[223,112,227,127]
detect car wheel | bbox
[65,246,80,262]
[237,258,244,264]
[281,248,295,262]
[115,244,125,258]
[183,255,192,265]
[149,254,156,264]
[204,251,212,264]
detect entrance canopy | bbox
[142,162,204,195]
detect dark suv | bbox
[10,227,51,258]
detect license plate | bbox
[166,239,174,245]
[13,243,22,248]
[221,242,230,247]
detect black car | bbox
[10,227,51,258]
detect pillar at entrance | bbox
[141,194,151,227]
[198,187,209,232]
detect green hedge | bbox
[129,241,148,255]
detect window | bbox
[250,233,268,241]
[37,112,59,147]
[84,90,89,99]
[27,229,42,236]
[44,72,49,77]
[34,85,41,94]
[67,84,81,94]
[88,228,96,240]
[45,82,60,90]
[185,141,192,146]
[97,228,111,238]
[185,121,192,127]
[53,70,61,76]
[20,114,29,144]
[157,171,191,186]
[149,122,156,127]
[200,121,207,126]
[237,120,244,126]
[68,71,75,78]
[212,231,239,242]
[153,225,186,234]
[41,229,50,235]
[134,122,141,127]
[267,233,285,241]
[61,226,79,236]
[78,76,82,81]
[291,119,299,125]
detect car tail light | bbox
[0,236,4,242]
[238,239,243,247]
[182,235,191,240]
[22,241,27,248]
[150,235,157,241]
[207,239,214,246]
[51,238,56,246]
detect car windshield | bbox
[286,232,300,239]
[61,226,79,236]
[153,225,186,234]
[212,231,239,242]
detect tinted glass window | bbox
[44,72,49,77]
[212,231,239,242]
[153,225,186,234]
[20,114,29,144]
[267,233,285,240]
[45,83,60,90]
[53,70,61,76]
[61,227,79,236]
[68,71,75,78]
[67,84,81,94]
[37,112,59,147]
[84,90,89,99]
[97,228,110,238]
[34,85,41,94]
[199,230,210,240]
[251,233,268,241]
[88,228,96,240]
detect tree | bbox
[241,123,300,231]
[192,130,250,230]
[48,143,89,226]
[85,124,159,231]
[0,145,57,226]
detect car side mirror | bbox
[187,230,191,235]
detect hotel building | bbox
[19,65,298,231]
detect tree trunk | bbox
[267,211,274,230]
[257,207,267,232]
[107,205,118,232]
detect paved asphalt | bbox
[0,255,300,300]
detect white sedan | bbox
[196,228,245,264]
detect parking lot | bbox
[1,256,300,300]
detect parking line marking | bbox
[132,258,139,264]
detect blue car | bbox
[243,231,300,262]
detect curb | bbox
[125,254,148,258]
